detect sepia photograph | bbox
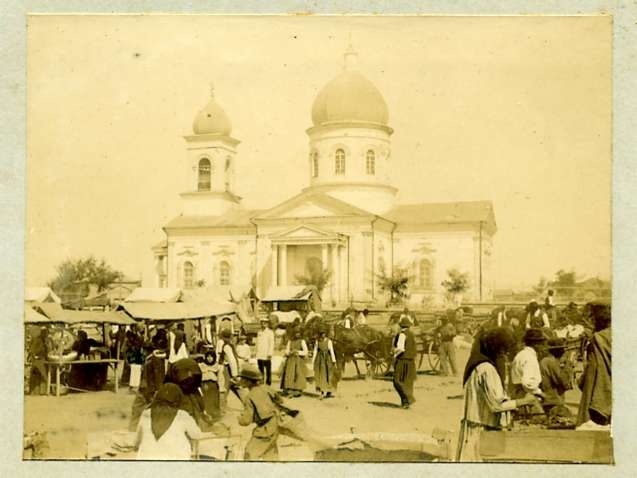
[22,14,613,463]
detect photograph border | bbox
[2,1,635,477]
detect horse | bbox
[303,314,392,378]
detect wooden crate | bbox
[480,429,613,464]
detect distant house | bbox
[106,278,142,304]
[58,277,142,310]
[24,287,62,305]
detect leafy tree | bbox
[295,261,332,294]
[441,269,470,303]
[377,263,411,306]
[533,277,548,296]
[48,256,124,297]
[549,269,577,298]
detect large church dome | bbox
[193,92,232,136]
[311,49,389,127]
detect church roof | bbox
[386,201,496,233]
[164,208,263,230]
[253,190,374,220]
[311,47,389,127]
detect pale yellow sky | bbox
[26,15,611,289]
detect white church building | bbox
[152,48,496,307]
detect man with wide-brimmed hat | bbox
[392,316,417,408]
[237,364,282,460]
[510,328,548,404]
[539,338,572,414]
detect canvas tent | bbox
[117,300,236,322]
[24,306,52,324]
[34,303,136,326]
[24,287,62,304]
[124,287,182,303]
[261,285,322,314]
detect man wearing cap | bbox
[256,317,275,386]
[237,364,282,460]
[393,316,417,409]
[540,338,572,414]
[510,329,547,410]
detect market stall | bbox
[32,303,138,396]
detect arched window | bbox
[335,149,346,175]
[311,151,319,178]
[219,261,230,286]
[419,259,433,289]
[366,150,376,175]
[198,158,211,191]
[183,261,194,289]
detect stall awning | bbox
[118,301,236,321]
[34,303,137,325]
[262,285,318,302]
[24,306,52,324]
[125,287,182,303]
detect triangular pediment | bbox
[271,224,336,240]
[280,202,336,218]
[253,191,372,221]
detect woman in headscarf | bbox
[166,357,214,430]
[312,324,338,399]
[280,328,308,397]
[576,301,611,427]
[135,383,213,460]
[456,327,537,462]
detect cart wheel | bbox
[371,358,390,378]
[428,341,440,373]
[418,352,425,370]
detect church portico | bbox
[267,225,347,305]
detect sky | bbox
[25,15,612,290]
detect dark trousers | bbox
[393,358,416,406]
[258,359,272,385]
[439,340,457,376]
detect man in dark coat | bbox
[392,316,417,408]
[129,333,168,431]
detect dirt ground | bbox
[23,348,583,461]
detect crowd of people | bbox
[455,299,612,461]
[25,294,612,462]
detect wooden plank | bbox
[480,430,613,464]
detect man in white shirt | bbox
[356,309,369,326]
[510,328,547,414]
[255,317,275,385]
[525,301,551,329]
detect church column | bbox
[332,244,340,304]
[321,244,328,272]
[280,244,288,286]
[271,244,278,288]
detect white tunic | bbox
[136,409,204,460]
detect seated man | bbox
[540,338,572,414]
